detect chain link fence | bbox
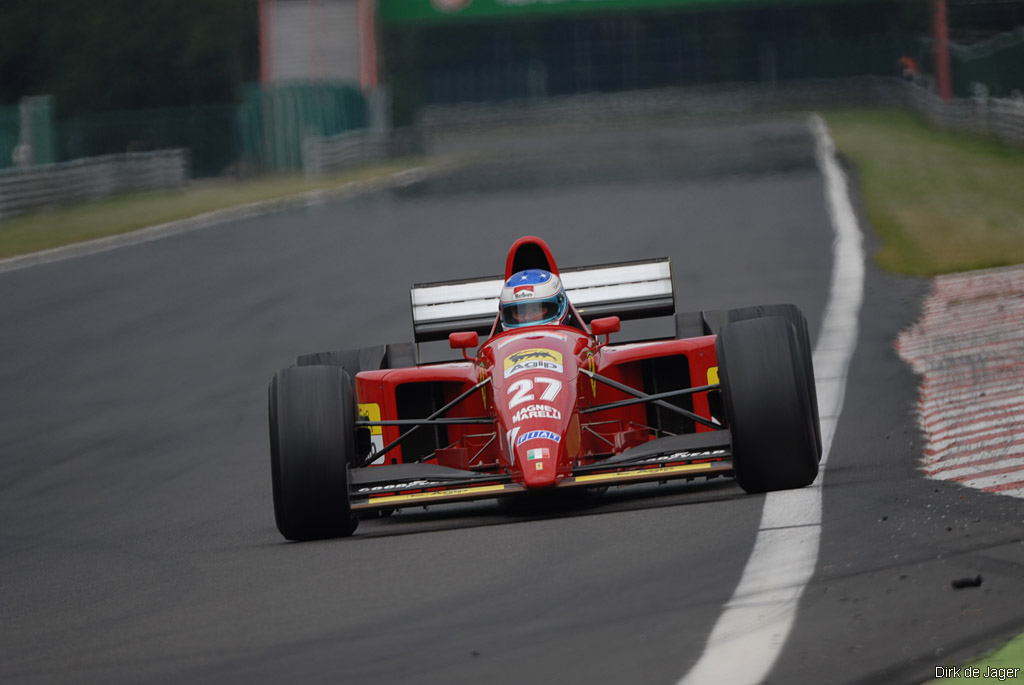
[922,25,1024,98]
[58,106,237,179]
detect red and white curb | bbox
[896,265,1024,498]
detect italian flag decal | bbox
[526,448,549,461]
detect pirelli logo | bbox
[504,348,563,378]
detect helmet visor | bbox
[501,300,560,327]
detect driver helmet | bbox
[499,269,568,329]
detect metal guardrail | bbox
[414,77,905,130]
[0,149,189,221]
[302,128,422,178]
[905,84,1024,146]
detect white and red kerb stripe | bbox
[896,265,1024,498]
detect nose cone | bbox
[487,331,586,488]
[516,436,559,488]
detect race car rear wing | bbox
[410,258,675,342]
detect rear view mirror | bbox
[449,331,479,359]
[591,316,621,338]
[449,331,479,349]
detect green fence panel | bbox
[238,81,367,172]
[19,96,57,166]
[0,97,57,168]
[0,106,19,170]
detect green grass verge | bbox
[830,109,1024,679]
[0,160,427,259]
[926,632,1024,683]
[824,108,1024,277]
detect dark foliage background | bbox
[0,0,259,117]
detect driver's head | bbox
[499,269,568,329]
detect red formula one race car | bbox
[268,237,821,540]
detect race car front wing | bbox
[349,430,734,513]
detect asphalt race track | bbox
[2,115,1023,684]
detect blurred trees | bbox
[0,0,259,117]
[381,1,932,123]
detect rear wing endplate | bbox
[410,258,675,342]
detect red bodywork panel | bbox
[354,324,720,489]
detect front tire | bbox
[721,304,821,460]
[717,316,819,493]
[269,365,358,540]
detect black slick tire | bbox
[718,304,821,460]
[269,365,358,540]
[716,316,819,493]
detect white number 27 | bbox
[507,377,562,408]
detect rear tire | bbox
[717,316,818,493]
[269,365,358,540]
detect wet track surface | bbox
[2,115,1022,684]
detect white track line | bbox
[679,113,863,685]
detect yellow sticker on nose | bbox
[504,349,563,378]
